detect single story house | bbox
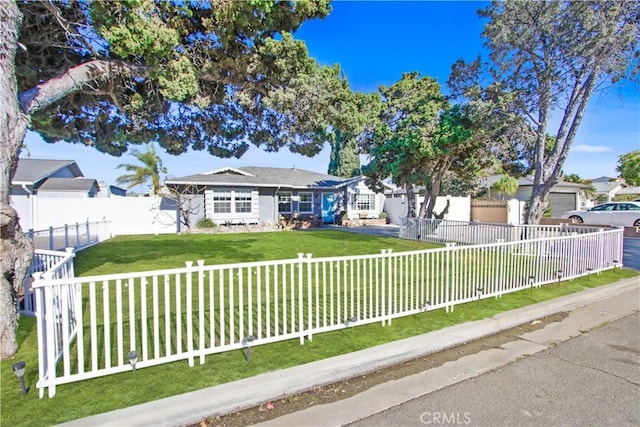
[164,166,386,226]
[482,175,590,217]
[590,176,623,203]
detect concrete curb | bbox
[61,276,640,427]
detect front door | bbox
[321,193,335,224]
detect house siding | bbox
[204,188,260,225]
[345,180,385,219]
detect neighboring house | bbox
[11,158,85,196]
[36,178,100,198]
[615,185,640,200]
[96,181,127,198]
[590,176,623,203]
[481,176,589,217]
[164,166,386,226]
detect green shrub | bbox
[196,217,216,228]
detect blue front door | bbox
[321,193,335,223]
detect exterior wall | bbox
[345,180,385,220]
[36,190,93,198]
[384,196,471,224]
[49,167,77,179]
[204,187,260,225]
[276,189,327,219]
[259,189,277,224]
[10,194,32,228]
[10,185,30,196]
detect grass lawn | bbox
[1,230,637,426]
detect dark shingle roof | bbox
[166,166,350,189]
[38,178,99,192]
[13,159,83,185]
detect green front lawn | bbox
[1,230,636,426]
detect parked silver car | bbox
[562,201,640,227]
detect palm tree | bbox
[492,175,519,200]
[116,145,167,195]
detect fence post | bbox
[305,253,313,342]
[75,222,80,248]
[387,249,393,325]
[380,249,387,326]
[85,220,90,245]
[197,260,206,364]
[445,243,455,313]
[297,253,305,344]
[49,226,54,250]
[33,273,46,398]
[185,261,194,367]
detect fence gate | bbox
[471,200,509,223]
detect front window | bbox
[213,190,232,213]
[278,192,292,213]
[299,192,313,213]
[350,193,376,211]
[235,190,252,213]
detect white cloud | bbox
[571,144,611,153]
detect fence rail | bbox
[26,220,111,251]
[31,224,624,398]
[399,217,600,245]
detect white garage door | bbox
[548,193,576,217]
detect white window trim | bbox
[278,191,293,214]
[298,191,314,213]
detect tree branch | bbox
[18,59,151,115]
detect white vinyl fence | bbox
[21,249,76,316]
[26,220,111,251]
[31,223,623,398]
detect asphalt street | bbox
[624,237,640,270]
[347,312,640,427]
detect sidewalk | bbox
[62,277,639,427]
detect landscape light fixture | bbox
[244,335,254,363]
[128,350,138,377]
[12,361,27,395]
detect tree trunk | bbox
[525,185,549,224]
[420,177,442,219]
[405,184,417,218]
[0,2,32,359]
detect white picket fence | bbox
[31,224,623,398]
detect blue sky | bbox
[23,1,640,188]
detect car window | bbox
[626,204,640,211]
[591,204,614,211]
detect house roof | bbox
[516,176,588,189]
[617,186,640,195]
[591,181,622,194]
[13,158,83,185]
[481,175,589,190]
[590,176,620,183]
[166,166,350,189]
[37,178,99,192]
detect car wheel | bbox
[569,215,583,224]
[634,219,640,227]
